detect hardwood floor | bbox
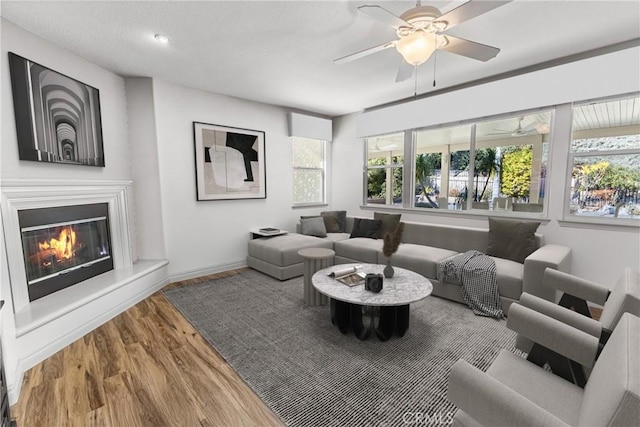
[10,268,283,427]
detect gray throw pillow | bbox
[486,218,540,263]
[321,210,347,232]
[300,216,327,237]
[301,215,340,233]
[374,212,401,238]
[350,218,382,239]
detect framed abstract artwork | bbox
[193,122,266,201]
[8,52,105,166]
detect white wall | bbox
[332,46,640,286]
[125,77,166,260]
[151,79,321,279]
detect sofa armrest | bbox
[523,244,572,302]
[507,304,599,368]
[447,359,570,427]
[543,268,609,305]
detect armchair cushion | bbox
[448,357,573,427]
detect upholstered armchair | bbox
[447,310,639,427]
[516,267,640,385]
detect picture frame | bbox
[193,122,266,201]
[8,52,105,166]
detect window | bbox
[475,111,552,213]
[292,137,326,205]
[568,95,640,221]
[365,133,404,206]
[414,124,471,210]
[410,111,552,214]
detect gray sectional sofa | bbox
[247,216,572,312]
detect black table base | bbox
[330,299,410,341]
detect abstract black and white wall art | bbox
[193,122,266,200]
[8,52,105,166]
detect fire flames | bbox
[38,226,76,261]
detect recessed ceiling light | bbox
[154,34,170,44]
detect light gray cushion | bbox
[374,212,401,238]
[248,233,331,266]
[491,256,524,300]
[301,216,327,237]
[487,350,583,426]
[384,243,457,280]
[578,313,640,427]
[599,268,640,331]
[334,238,383,264]
[486,218,540,263]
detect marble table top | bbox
[312,263,433,307]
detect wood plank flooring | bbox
[10,268,283,427]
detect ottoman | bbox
[247,233,333,280]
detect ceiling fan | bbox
[334,0,512,82]
[486,117,549,137]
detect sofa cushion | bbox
[321,210,347,232]
[334,238,383,264]
[374,212,401,238]
[248,233,332,267]
[384,243,458,280]
[486,218,540,263]
[491,256,524,300]
[323,232,351,243]
[300,216,327,237]
[350,218,382,239]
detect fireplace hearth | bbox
[18,203,113,301]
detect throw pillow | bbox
[374,212,401,238]
[300,216,327,237]
[319,211,341,233]
[350,218,382,239]
[321,210,347,232]
[486,218,541,263]
[301,215,340,233]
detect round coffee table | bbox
[312,263,432,341]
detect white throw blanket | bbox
[438,250,504,319]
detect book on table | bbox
[259,227,280,234]
[328,265,365,287]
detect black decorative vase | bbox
[383,259,394,278]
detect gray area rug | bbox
[164,269,517,426]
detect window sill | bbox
[360,205,551,224]
[558,217,640,231]
[292,203,329,209]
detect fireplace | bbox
[18,203,114,302]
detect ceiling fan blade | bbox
[333,41,395,65]
[358,5,411,29]
[439,35,500,62]
[435,1,512,31]
[395,60,415,82]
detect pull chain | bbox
[432,50,437,87]
[414,66,418,98]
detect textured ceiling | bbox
[2,0,639,117]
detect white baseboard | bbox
[168,260,248,283]
[6,261,169,405]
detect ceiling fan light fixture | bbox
[395,31,436,67]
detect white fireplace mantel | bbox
[1,178,135,313]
